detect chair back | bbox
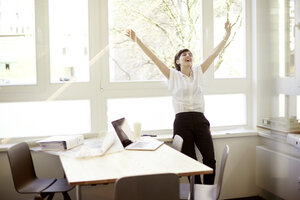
[7,142,37,192]
[216,145,229,200]
[114,173,180,200]
[172,134,183,152]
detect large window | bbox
[108,0,202,82]
[0,100,90,138]
[107,0,249,130]
[49,0,89,83]
[279,0,295,77]
[0,0,251,140]
[0,0,36,85]
[213,0,245,78]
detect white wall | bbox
[213,135,262,199]
[0,135,262,200]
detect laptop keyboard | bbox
[131,141,149,148]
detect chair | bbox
[172,134,184,152]
[7,142,74,200]
[180,145,230,200]
[114,173,180,200]
[172,135,192,199]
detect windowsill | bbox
[0,129,258,152]
[211,129,258,139]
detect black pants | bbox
[173,112,216,184]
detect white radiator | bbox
[256,146,300,200]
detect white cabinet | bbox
[256,146,300,200]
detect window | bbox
[279,0,295,77]
[49,0,89,83]
[0,0,36,85]
[205,94,246,127]
[213,0,245,78]
[108,0,202,82]
[0,100,90,138]
[297,96,300,120]
[0,0,251,140]
[107,97,174,131]
[279,94,286,117]
[276,0,298,121]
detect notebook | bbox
[111,117,163,151]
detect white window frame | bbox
[0,0,253,140]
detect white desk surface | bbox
[60,144,213,186]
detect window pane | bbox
[214,0,245,78]
[279,94,285,117]
[107,97,174,131]
[0,0,36,85]
[49,0,89,83]
[289,0,295,76]
[279,0,295,77]
[0,100,91,138]
[108,0,201,82]
[205,94,246,126]
[297,96,300,121]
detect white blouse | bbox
[168,66,205,114]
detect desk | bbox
[60,144,213,200]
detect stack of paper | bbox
[37,135,84,150]
[75,131,119,158]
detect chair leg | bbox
[62,192,71,200]
[46,193,55,200]
[41,193,50,199]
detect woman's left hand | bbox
[224,20,232,38]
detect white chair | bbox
[180,145,230,200]
[172,135,192,199]
[172,134,184,152]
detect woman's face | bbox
[176,51,193,68]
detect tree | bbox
[109,0,242,81]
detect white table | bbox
[60,144,213,200]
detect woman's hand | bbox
[224,20,232,40]
[125,29,137,42]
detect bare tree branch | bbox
[110,56,131,80]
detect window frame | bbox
[0,0,253,140]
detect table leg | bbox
[76,185,81,200]
[190,176,194,200]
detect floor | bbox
[225,196,266,200]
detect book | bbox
[37,135,84,150]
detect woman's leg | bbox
[173,113,202,184]
[193,114,216,184]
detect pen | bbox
[141,134,157,137]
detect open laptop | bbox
[111,117,163,151]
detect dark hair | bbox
[174,48,191,71]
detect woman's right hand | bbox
[125,29,136,41]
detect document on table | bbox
[31,131,124,158]
[75,131,123,158]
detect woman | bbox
[125,20,231,184]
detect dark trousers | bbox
[173,112,216,184]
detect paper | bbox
[75,131,116,158]
[31,131,125,158]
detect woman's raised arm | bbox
[201,20,232,73]
[125,29,170,79]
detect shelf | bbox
[0,34,26,37]
[257,124,300,134]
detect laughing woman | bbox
[125,20,231,184]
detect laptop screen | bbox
[111,118,133,147]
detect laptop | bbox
[111,117,163,151]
